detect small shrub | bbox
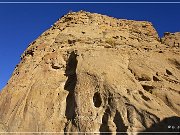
[105,38,116,46]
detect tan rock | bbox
[161,32,180,47]
[0,11,179,134]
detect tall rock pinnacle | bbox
[0,11,180,134]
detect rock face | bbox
[161,32,180,48]
[0,11,180,134]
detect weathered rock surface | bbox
[161,32,180,48]
[0,11,180,134]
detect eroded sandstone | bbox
[0,11,180,134]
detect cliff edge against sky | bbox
[0,11,180,134]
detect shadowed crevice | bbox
[64,51,78,131]
[100,108,111,135]
[138,116,180,135]
[113,110,128,135]
[64,51,78,92]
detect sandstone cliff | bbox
[0,11,180,134]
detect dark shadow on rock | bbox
[64,51,78,121]
[113,110,128,135]
[100,108,111,135]
[100,108,128,135]
[138,116,180,135]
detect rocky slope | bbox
[0,11,180,134]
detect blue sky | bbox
[0,1,180,90]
